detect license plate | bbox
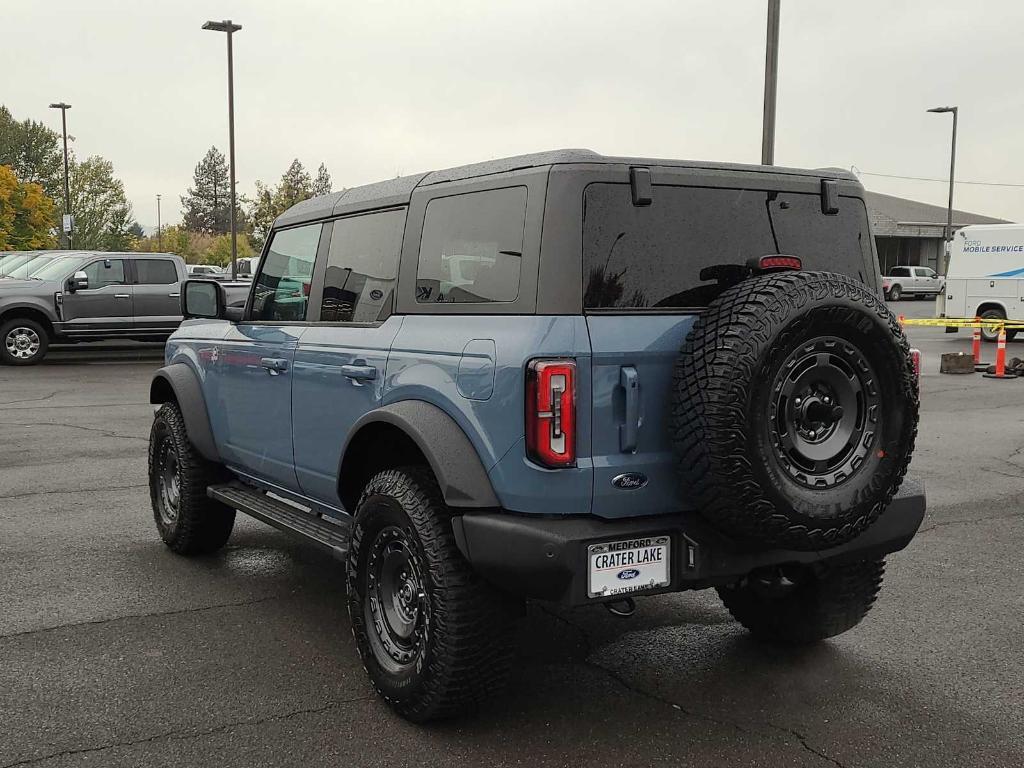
[587,536,670,598]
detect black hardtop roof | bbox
[275,149,859,227]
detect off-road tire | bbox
[0,317,50,366]
[672,271,918,551]
[347,467,518,722]
[148,402,235,554]
[717,559,885,644]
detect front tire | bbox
[148,402,235,555]
[347,467,517,722]
[718,559,885,644]
[1,318,49,366]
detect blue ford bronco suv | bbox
[148,150,924,721]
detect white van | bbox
[939,224,1024,341]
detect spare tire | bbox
[671,271,918,551]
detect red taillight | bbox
[526,359,576,468]
[910,348,921,379]
[759,256,802,271]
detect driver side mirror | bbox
[67,271,89,293]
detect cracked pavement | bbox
[1,309,1022,767]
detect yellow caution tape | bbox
[898,317,1024,330]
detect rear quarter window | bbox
[583,183,877,311]
[416,186,527,304]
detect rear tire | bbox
[888,284,902,301]
[718,559,885,644]
[980,309,1006,343]
[0,318,49,366]
[347,466,518,722]
[148,402,235,555]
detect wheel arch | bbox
[338,401,500,513]
[0,305,55,337]
[150,364,221,463]
[975,300,1008,318]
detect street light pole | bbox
[927,106,958,273]
[156,194,162,250]
[48,102,72,248]
[203,19,242,281]
[761,0,781,165]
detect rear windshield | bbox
[583,183,876,311]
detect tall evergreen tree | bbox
[181,146,231,234]
[311,163,332,197]
[277,159,313,209]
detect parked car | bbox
[0,251,66,280]
[186,264,222,276]
[148,150,925,722]
[0,251,252,365]
[939,223,1024,341]
[882,265,944,301]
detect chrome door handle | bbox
[168,292,180,298]
[341,364,377,381]
[114,294,131,299]
[260,357,289,375]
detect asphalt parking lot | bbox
[1,301,1022,768]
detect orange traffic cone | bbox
[983,326,1017,379]
[972,318,986,372]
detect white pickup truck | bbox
[882,265,944,301]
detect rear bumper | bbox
[452,478,926,606]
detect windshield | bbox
[24,256,89,282]
[0,253,35,276]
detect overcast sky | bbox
[4,0,1023,227]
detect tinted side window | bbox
[135,259,178,285]
[583,184,876,310]
[416,187,527,304]
[83,259,127,288]
[250,224,322,321]
[891,267,909,277]
[321,209,405,322]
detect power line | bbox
[855,169,1024,189]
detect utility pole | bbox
[203,19,242,281]
[927,106,958,274]
[157,194,162,250]
[761,0,781,165]
[48,102,73,247]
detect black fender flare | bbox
[149,364,220,463]
[340,401,499,509]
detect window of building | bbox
[320,209,405,322]
[135,259,178,285]
[250,223,322,321]
[416,186,527,304]
[83,259,127,288]
[583,184,876,310]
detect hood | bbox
[0,279,41,291]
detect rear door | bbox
[61,257,132,335]
[131,257,182,334]
[583,178,878,519]
[291,209,407,507]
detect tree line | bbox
[0,104,335,266]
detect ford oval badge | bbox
[617,568,640,580]
[612,472,648,490]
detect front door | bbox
[131,258,183,334]
[210,222,323,491]
[61,257,132,336]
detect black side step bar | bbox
[208,482,351,560]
